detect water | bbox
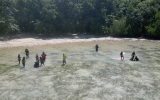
[0,38,160,100]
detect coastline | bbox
[0,33,159,49]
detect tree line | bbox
[0,0,160,38]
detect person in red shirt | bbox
[41,52,47,62]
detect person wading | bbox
[63,54,67,64]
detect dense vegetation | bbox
[0,0,160,38]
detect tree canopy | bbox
[0,0,160,38]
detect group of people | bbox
[18,44,139,68]
[34,52,67,67]
[18,49,68,68]
[18,49,47,68]
[95,44,139,61]
[34,52,47,67]
[130,51,139,61]
[17,49,29,67]
[120,51,139,61]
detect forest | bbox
[0,0,160,38]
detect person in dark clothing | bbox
[35,54,39,62]
[18,54,21,65]
[25,49,29,58]
[120,51,124,60]
[130,51,135,61]
[135,56,139,61]
[34,61,39,68]
[22,57,26,67]
[95,44,99,52]
[40,57,45,66]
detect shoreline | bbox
[0,33,159,49]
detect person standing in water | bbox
[63,54,67,64]
[40,57,45,66]
[35,54,39,62]
[95,44,99,52]
[25,49,29,58]
[120,51,124,60]
[41,52,47,62]
[22,57,26,67]
[18,54,21,65]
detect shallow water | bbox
[0,38,160,100]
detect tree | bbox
[0,0,19,34]
[155,19,160,37]
[34,0,57,33]
[110,18,127,36]
[15,0,42,32]
[145,12,160,38]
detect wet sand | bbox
[0,35,160,100]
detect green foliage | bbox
[34,20,55,34]
[145,25,156,37]
[0,0,19,34]
[125,24,133,36]
[155,19,160,37]
[15,0,42,32]
[155,12,160,21]
[1,0,160,39]
[102,26,110,34]
[125,0,160,37]
[110,18,127,36]
[126,2,134,16]
[145,12,160,38]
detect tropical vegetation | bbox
[0,0,160,38]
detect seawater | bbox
[0,38,160,100]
